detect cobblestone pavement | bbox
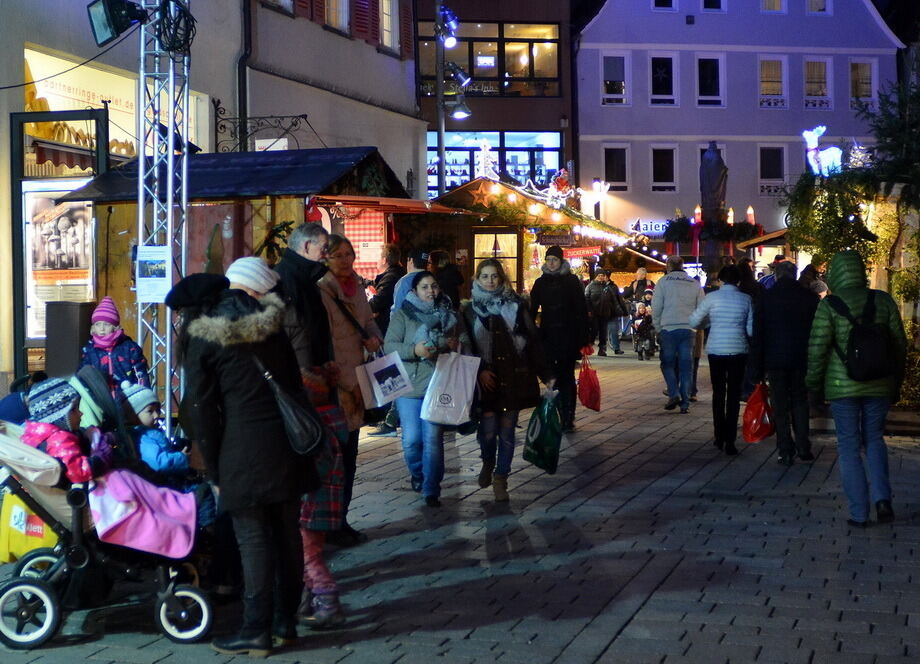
[2,354,920,664]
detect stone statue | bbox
[699,141,728,215]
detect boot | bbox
[492,474,509,502]
[296,588,313,623]
[305,592,345,630]
[212,633,272,658]
[478,458,495,488]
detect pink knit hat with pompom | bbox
[92,296,120,325]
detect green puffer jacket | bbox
[805,250,906,401]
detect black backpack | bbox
[824,291,894,382]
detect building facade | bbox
[416,0,575,197]
[576,0,903,235]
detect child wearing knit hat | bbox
[79,296,151,394]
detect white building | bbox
[575,0,904,235]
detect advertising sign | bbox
[628,219,668,237]
[562,246,602,259]
[537,233,574,246]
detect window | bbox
[702,0,723,11]
[804,58,832,109]
[653,0,676,10]
[759,57,786,109]
[326,0,348,32]
[759,146,785,196]
[604,147,629,191]
[380,0,399,50]
[807,0,830,14]
[696,55,724,106]
[262,0,294,12]
[850,59,876,109]
[418,23,559,97]
[602,53,630,105]
[425,131,562,197]
[651,147,677,192]
[650,54,677,105]
[761,0,784,11]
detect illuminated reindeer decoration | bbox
[802,125,843,177]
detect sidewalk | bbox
[3,355,920,664]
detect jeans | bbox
[829,397,891,522]
[340,429,359,524]
[301,529,336,594]
[709,354,747,446]
[548,358,577,426]
[593,317,610,352]
[607,317,623,352]
[478,410,520,476]
[395,397,445,498]
[691,356,700,397]
[766,368,811,458]
[231,500,303,636]
[659,329,694,408]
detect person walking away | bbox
[530,246,591,432]
[461,259,552,501]
[689,265,754,454]
[383,272,457,507]
[758,254,789,290]
[806,250,906,527]
[429,249,464,310]
[585,270,617,356]
[175,258,319,656]
[750,261,819,466]
[798,264,829,297]
[368,244,405,336]
[318,235,383,546]
[652,256,704,413]
[79,296,150,393]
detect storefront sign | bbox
[628,219,668,237]
[563,246,601,258]
[537,233,574,246]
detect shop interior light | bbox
[87,0,146,47]
[445,62,472,87]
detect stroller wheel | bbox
[12,548,60,581]
[0,578,62,649]
[154,584,212,643]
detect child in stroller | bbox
[0,373,212,650]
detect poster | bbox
[136,246,171,303]
[22,179,93,340]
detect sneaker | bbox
[777,454,794,467]
[664,397,680,411]
[367,423,397,437]
[597,350,607,357]
[410,475,423,493]
[614,350,625,355]
[305,593,345,630]
[847,519,869,529]
[679,407,689,414]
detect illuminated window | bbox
[759,56,787,108]
[761,0,784,10]
[850,60,874,101]
[380,0,399,50]
[804,58,832,109]
[262,0,294,12]
[807,0,830,14]
[326,0,348,32]
[602,54,629,105]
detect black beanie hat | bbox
[166,273,230,310]
[545,245,564,260]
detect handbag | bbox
[742,382,775,444]
[253,356,325,456]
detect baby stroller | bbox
[0,418,212,649]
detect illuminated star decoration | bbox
[468,180,492,206]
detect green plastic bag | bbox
[523,392,563,475]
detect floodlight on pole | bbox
[445,61,471,87]
[87,0,147,46]
[446,94,472,120]
[435,23,457,49]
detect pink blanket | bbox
[88,469,196,559]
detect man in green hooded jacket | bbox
[806,250,907,528]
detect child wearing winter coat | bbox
[632,303,656,361]
[21,377,114,485]
[79,296,150,394]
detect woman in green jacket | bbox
[383,271,458,507]
[806,250,907,527]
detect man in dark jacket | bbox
[751,261,819,466]
[531,245,591,431]
[368,244,405,336]
[585,270,622,356]
[430,249,465,311]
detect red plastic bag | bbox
[742,383,775,443]
[578,354,601,412]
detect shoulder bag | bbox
[252,355,324,457]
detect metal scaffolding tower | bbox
[135,0,191,434]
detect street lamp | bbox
[435,2,470,196]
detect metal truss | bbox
[136,0,191,434]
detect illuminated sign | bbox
[476,55,496,68]
[628,219,668,237]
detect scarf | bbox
[92,328,124,352]
[336,273,358,298]
[541,259,572,276]
[403,291,457,349]
[470,281,526,362]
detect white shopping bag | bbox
[356,351,414,408]
[421,353,481,425]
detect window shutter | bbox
[312,0,326,23]
[399,0,413,59]
[368,0,380,46]
[295,0,312,17]
[352,0,371,40]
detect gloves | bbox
[87,428,115,476]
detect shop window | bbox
[759,57,786,109]
[602,54,629,105]
[761,0,784,11]
[650,54,677,105]
[651,147,677,192]
[326,0,349,32]
[418,40,436,77]
[603,147,629,191]
[474,231,518,290]
[380,0,399,50]
[804,58,832,109]
[696,55,724,106]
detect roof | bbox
[57,146,408,203]
[312,195,475,216]
[736,228,787,250]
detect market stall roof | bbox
[57,146,408,203]
[312,194,476,216]
[736,227,787,250]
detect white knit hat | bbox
[225,256,279,295]
[119,380,159,415]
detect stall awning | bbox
[736,228,787,250]
[32,138,131,171]
[56,146,408,203]
[312,195,476,216]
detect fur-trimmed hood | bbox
[187,291,285,347]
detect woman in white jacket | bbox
[689,264,753,456]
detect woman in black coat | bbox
[173,259,318,657]
[529,245,590,431]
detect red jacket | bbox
[22,421,94,484]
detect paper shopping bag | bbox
[421,353,481,425]
[356,352,414,408]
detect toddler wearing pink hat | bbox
[79,296,151,394]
